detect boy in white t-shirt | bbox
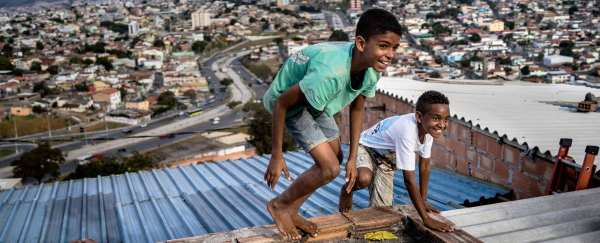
[338,90,455,232]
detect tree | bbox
[122,152,154,172]
[12,142,63,183]
[33,81,52,97]
[505,21,515,30]
[431,22,451,36]
[119,86,127,100]
[568,6,578,15]
[520,65,530,75]
[246,102,296,154]
[192,40,208,54]
[153,39,164,48]
[328,29,349,41]
[220,78,233,86]
[30,61,42,72]
[559,40,574,57]
[74,82,89,92]
[65,152,155,180]
[47,65,59,75]
[96,56,113,71]
[227,101,241,109]
[0,55,14,70]
[469,33,481,43]
[183,89,196,100]
[157,91,177,108]
[36,41,44,50]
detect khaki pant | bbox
[356,145,395,207]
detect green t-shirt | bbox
[263,42,380,117]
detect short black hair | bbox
[356,8,403,40]
[416,90,449,114]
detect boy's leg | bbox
[289,138,342,236]
[339,145,375,212]
[268,141,341,239]
[368,155,395,207]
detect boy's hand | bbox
[264,155,291,191]
[423,216,455,233]
[344,159,357,193]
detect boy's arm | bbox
[403,170,454,232]
[418,156,439,213]
[345,94,365,192]
[265,84,305,190]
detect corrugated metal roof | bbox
[377,78,600,164]
[442,186,600,243]
[0,151,509,243]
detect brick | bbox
[472,168,491,181]
[512,172,543,199]
[491,161,510,186]
[503,146,521,165]
[456,159,471,176]
[456,124,471,143]
[448,122,460,140]
[473,132,488,151]
[431,146,450,168]
[494,161,510,181]
[486,139,503,160]
[478,154,494,171]
[434,135,448,147]
[448,139,467,161]
[521,157,547,178]
[467,147,477,163]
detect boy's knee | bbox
[357,174,372,188]
[321,163,340,181]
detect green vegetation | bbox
[220,78,233,86]
[328,30,349,41]
[227,101,241,109]
[0,116,68,138]
[0,55,14,71]
[244,101,296,154]
[192,40,208,54]
[64,152,156,180]
[100,21,128,34]
[0,148,15,158]
[12,142,64,183]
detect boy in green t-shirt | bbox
[263,8,402,240]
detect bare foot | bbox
[267,199,302,240]
[338,186,353,213]
[292,213,318,236]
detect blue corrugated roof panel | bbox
[0,151,509,242]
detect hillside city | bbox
[0,0,598,188]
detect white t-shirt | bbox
[359,113,433,171]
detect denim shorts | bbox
[285,106,339,153]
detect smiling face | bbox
[416,104,450,139]
[355,31,401,72]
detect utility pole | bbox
[46,112,52,138]
[12,115,19,153]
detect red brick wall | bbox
[340,92,555,199]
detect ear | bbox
[415,111,423,124]
[355,36,366,52]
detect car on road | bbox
[140,123,148,128]
[212,117,220,125]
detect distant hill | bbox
[0,0,70,9]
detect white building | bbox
[128,21,139,36]
[276,0,289,7]
[543,55,574,66]
[191,8,211,29]
[545,71,573,84]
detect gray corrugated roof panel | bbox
[442,187,600,243]
[0,151,509,242]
